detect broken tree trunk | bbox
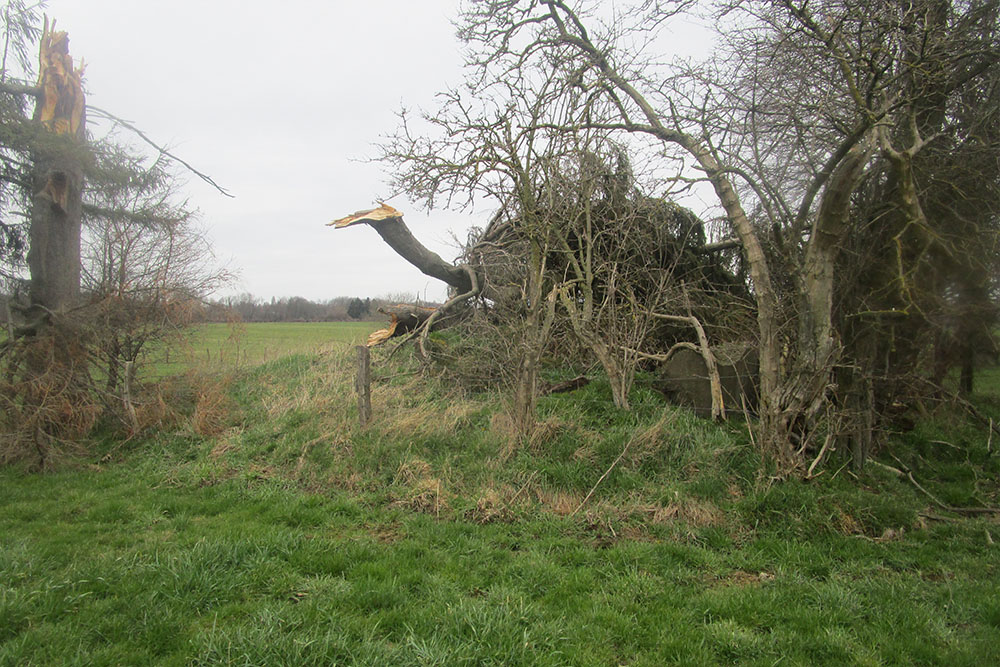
[27,17,86,321]
[366,304,436,347]
[328,203,474,293]
[5,17,94,468]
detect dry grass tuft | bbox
[393,458,433,485]
[489,413,582,462]
[132,389,181,433]
[677,498,723,526]
[526,417,568,450]
[209,427,244,459]
[391,457,451,516]
[622,415,673,466]
[623,498,723,527]
[393,477,450,516]
[191,380,234,437]
[371,378,480,441]
[465,487,515,524]
[834,508,863,535]
[536,489,585,516]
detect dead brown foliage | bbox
[0,325,100,467]
[191,378,234,437]
[465,487,516,524]
[391,458,451,516]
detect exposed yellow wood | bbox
[367,316,398,347]
[328,202,403,229]
[36,16,85,137]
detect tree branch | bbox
[87,105,233,198]
[0,80,40,97]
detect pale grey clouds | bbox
[44,1,713,302]
[46,0,475,302]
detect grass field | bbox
[2,323,999,664]
[152,321,379,375]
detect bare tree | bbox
[371,1,757,431]
[378,70,575,435]
[82,144,232,395]
[445,0,1000,469]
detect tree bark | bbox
[783,140,873,447]
[368,218,473,293]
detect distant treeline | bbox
[204,293,439,323]
[0,292,436,326]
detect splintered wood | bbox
[328,202,403,229]
[366,305,436,347]
[36,17,85,138]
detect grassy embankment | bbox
[1,323,999,664]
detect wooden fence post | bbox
[355,345,372,427]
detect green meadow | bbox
[1,323,998,665]
[152,321,379,375]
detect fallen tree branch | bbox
[905,471,1000,516]
[572,434,636,518]
[917,377,1000,441]
[369,304,436,347]
[539,375,590,396]
[806,432,834,479]
[329,204,474,293]
[873,456,1000,516]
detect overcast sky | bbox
[43,0,711,303]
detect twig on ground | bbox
[930,440,960,450]
[571,434,636,517]
[906,470,1000,516]
[869,459,904,477]
[807,432,833,479]
[504,470,538,510]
